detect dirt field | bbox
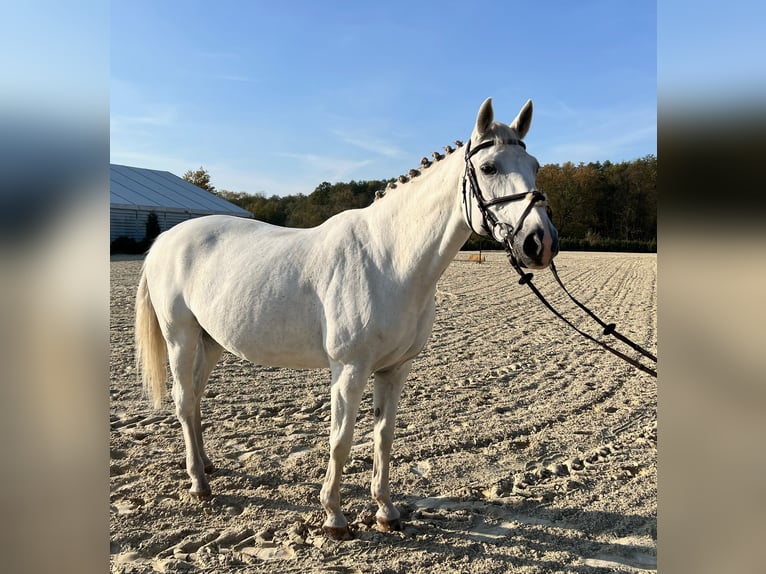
[110,251,656,573]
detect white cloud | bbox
[535,100,656,164]
[549,123,656,163]
[277,152,373,183]
[333,130,407,159]
[215,74,256,83]
[110,106,177,130]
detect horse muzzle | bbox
[515,224,559,269]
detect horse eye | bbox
[480,163,496,175]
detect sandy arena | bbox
[110,251,656,573]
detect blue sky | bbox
[111,1,657,196]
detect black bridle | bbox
[462,138,547,249]
[462,138,658,378]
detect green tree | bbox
[539,162,588,239]
[183,166,216,193]
[145,211,161,243]
[537,156,656,251]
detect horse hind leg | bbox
[192,332,223,475]
[167,324,212,498]
[371,361,410,532]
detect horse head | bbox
[463,98,559,269]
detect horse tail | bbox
[135,265,168,410]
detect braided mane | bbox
[374,140,464,201]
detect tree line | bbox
[216,180,387,229]
[536,155,656,252]
[212,155,656,252]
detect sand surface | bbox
[110,251,656,573]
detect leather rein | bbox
[462,139,658,378]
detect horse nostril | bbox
[522,230,543,260]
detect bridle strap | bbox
[549,262,657,363]
[462,138,542,242]
[466,139,526,158]
[502,242,658,378]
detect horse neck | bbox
[368,152,471,288]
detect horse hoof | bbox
[376,517,403,532]
[323,526,353,541]
[189,488,212,500]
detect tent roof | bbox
[110,164,251,216]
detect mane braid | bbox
[374,138,464,201]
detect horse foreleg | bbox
[168,329,211,498]
[320,363,367,540]
[371,361,409,531]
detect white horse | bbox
[135,98,559,539]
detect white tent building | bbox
[110,164,252,242]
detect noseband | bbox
[461,138,548,269]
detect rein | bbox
[506,252,658,378]
[462,139,658,378]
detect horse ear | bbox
[473,97,494,139]
[510,99,533,139]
